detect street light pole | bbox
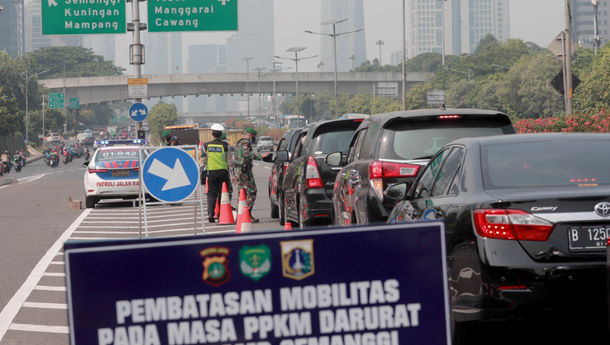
[306,19,363,118]
[242,57,253,120]
[565,0,573,115]
[592,0,600,55]
[254,67,265,120]
[271,61,282,127]
[275,48,317,124]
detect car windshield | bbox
[310,129,356,155]
[259,137,272,142]
[379,118,512,160]
[95,148,139,162]
[483,139,610,188]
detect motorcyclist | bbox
[1,150,10,173]
[13,151,22,172]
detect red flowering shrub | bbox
[514,109,610,133]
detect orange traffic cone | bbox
[214,199,220,218]
[236,189,247,233]
[240,206,253,233]
[284,221,293,231]
[218,182,235,224]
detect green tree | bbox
[27,46,124,78]
[405,83,433,110]
[574,46,610,113]
[148,102,177,137]
[0,88,22,136]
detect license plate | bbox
[568,226,610,251]
[112,169,130,177]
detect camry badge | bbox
[594,202,610,217]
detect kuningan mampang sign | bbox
[64,222,450,345]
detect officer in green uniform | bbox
[203,124,231,223]
[234,128,271,223]
[161,130,171,146]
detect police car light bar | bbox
[95,139,147,146]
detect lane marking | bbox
[34,286,66,292]
[22,302,67,310]
[9,323,69,334]
[77,221,200,229]
[17,173,49,184]
[81,216,202,224]
[0,208,90,342]
[50,261,64,265]
[43,273,65,277]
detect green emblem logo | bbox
[239,245,271,281]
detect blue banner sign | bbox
[64,222,450,345]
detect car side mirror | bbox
[326,151,343,167]
[275,150,289,162]
[82,161,90,168]
[384,182,409,203]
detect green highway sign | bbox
[41,0,126,35]
[69,98,80,109]
[48,92,64,109]
[148,0,238,32]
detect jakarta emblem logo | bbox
[280,240,315,280]
[200,247,230,287]
[239,244,271,281]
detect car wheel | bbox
[271,202,279,219]
[85,196,96,208]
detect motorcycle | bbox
[13,158,22,173]
[62,154,69,165]
[2,161,11,174]
[49,155,59,168]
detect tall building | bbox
[319,0,366,72]
[0,0,24,57]
[186,44,227,113]
[142,32,182,75]
[408,0,509,58]
[24,1,82,53]
[571,0,610,49]
[82,36,116,63]
[225,0,274,73]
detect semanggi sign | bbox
[42,0,126,35]
[64,222,450,345]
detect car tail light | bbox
[88,168,108,174]
[306,156,323,189]
[369,161,420,200]
[438,115,461,119]
[473,209,554,241]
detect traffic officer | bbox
[234,128,271,223]
[203,123,231,223]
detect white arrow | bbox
[138,109,146,116]
[48,0,58,7]
[131,110,138,117]
[148,158,191,191]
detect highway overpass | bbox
[39,72,430,106]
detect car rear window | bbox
[483,139,610,188]
[310,129,356,155]
[96,148,139,162]
[259,136,272,142]
[379,117,513,160]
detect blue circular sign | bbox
[129,103,148,122]
[142,147,200,203]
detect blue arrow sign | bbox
[129,103,148,122]
[142,147,199,203]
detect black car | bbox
[268,128,303,222]
[329,108,515,226]
[280,118,365,228]
[387,133,610,343]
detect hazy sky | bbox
[116,0,566,72]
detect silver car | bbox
[256,136,274,152]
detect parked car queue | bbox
[267,108,610,344]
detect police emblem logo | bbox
[280,240,315,280]
[239,245,271,281]
[200,247,230,287]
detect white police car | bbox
[83,140,147,208]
